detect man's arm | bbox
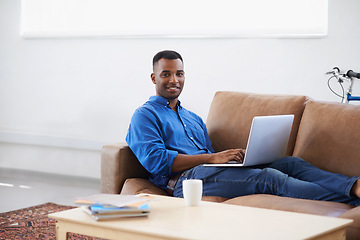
[172,148,245,173]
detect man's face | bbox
[151,58,185,102]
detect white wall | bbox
[1,0,360,179]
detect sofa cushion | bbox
[206,91,309,156]
[120,178,229,203]
[223,194,353,217]
[293,101,360,177]
[120,178,168,196]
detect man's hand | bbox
[172,148,246,173]
[208,148,245,164]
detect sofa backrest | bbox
[293,100,360,177]
[206,91,309,156]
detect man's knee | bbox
[269,156,305,171]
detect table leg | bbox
[55,224,68,240]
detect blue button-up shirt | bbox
[126,96,214,190]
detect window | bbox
[21,0,328,38]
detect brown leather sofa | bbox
[101,91,360,240]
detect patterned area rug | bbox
[0,202,104,240]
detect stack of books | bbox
[75,194,154,221]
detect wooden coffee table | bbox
[49,194,352,240]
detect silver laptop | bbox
[203,114,294,167]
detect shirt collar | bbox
[149,96,182,109]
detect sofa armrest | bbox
[101,142,149,194]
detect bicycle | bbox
[326,67,360,103]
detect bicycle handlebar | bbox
[346,70,360,79]
[326,67,360,79]
[326,67,360,103]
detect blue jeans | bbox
[173,157,360,206]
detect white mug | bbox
[182,179,203,206]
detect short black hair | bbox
[152,50,183,69]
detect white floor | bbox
[0,168,101,213]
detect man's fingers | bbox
[230,149,244,163]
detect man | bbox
[126,50,360,206]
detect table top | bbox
[49,194,353,240]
